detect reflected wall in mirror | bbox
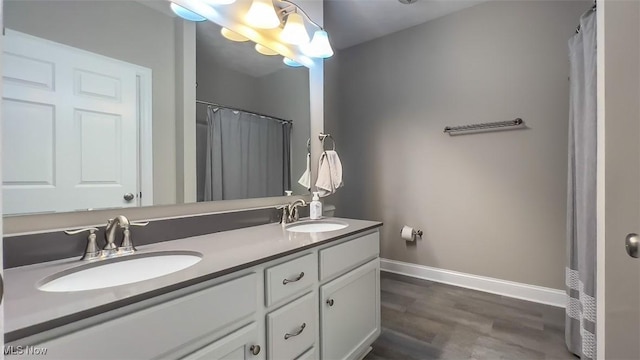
[2,0,310,216]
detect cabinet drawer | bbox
[16,273,258,360]
[181,322,260,360]
[267,292,316,360]
[265,253,317,306]
[319,232,379,281]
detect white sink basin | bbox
[38,251,202,292]
[286,220,348,233]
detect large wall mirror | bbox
[2,0,311,217]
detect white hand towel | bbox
[315,150,343,197]
[297,153,311,191]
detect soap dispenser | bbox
[310,192,322,220]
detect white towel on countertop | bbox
[315,150,343,197]
[297,153,311,191]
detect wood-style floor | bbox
[365,272,577,360]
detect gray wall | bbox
[5,0,178,205]
[195,61,261,115]
[325,0,591,289]
[257,69,311,196]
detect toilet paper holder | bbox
[408,229,423,237]
[400,226,423,239]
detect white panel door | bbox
[1,0,5,354]
[601,1,640,359]
[2,30,139,214]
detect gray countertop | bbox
[4,217,382,341]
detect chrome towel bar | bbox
[444,118,524,135]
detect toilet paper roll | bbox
[401,226,416,241]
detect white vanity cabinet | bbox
[318,232,381,360]
[7,229,381,360]
[320,260,380,360]
[181,323,261,360]
[8,273,260,360]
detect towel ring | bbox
[319,133,336,151]
[306,138,311,154]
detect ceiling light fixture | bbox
[301,29,334,58]
[170,3,207,22]
[221,27,249,42]
[255,43,279,56]
[245,0,280,29]
[280,12,309,45]
[205,0,236,4]
[279,0,334,59]
[212,0,334,62]
[283,57,303,67]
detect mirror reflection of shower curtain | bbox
[203,107,291,201]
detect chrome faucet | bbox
[64,215,148,261]
[105,215,149,255]
[104,215,130,255]
[280,199,307,225]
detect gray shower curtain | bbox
[566,8,596,360]
[203,107,291,201]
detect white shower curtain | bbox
[566,7,597,360]
[203,107,292,201]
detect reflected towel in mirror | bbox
[298,153,311,191]
[316,150,343,197]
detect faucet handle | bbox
[64,228,101,261]
[277,205,291,224]
[292,207,304,222]
[119,221,147,254]
[64,227,99,235]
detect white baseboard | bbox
[380,258,566,308]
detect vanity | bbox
[4,217,382,360]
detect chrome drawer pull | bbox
[282,272,305,285]
[249,345,261,356]
[284,322,306,340]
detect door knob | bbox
[625,233,639,258]
[0,273,4,306]
[123,193,135,201]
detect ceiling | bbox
[196,21,288,78]
[325,0,486,50]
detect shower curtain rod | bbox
[196,100,292,124]
[576,1,597,34]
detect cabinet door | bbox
[182,322,262,360]
[320,259,380,360]
[295,347,316,360]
